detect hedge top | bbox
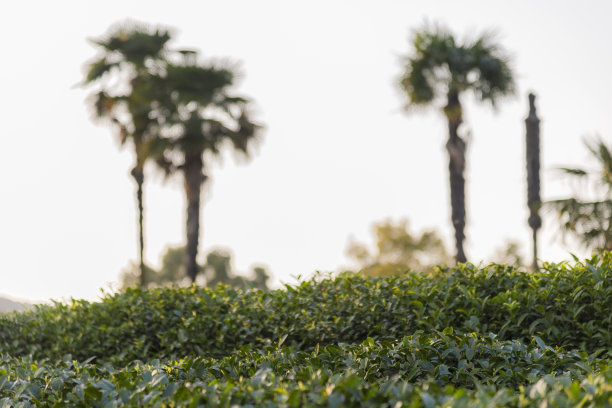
[1,254,611,364]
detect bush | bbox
[1,254,611,363]
[0,254,611,406]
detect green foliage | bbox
[346,218,451,276]
[85,22,171,79]
[2,254,612,365]
[0,333,608,407]
[83,22,171,159]
[399,23,515,109]
[1,255,611,405]
[547,138,612,252]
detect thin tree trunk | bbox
[525,93,541,271]
[444,90,467,263]
[130,166,146,286]
[532,228,538,271]
[184,153,205,283]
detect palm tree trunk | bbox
[525,93,541,271]
[183,153,205,283]
[130,166,146,286]
[444,90,467,263]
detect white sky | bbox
[1,0,611,302]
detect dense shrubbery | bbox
[2,254,611,363]
[1,335,611,407]
[1,253,611,406]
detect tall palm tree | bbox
[155,57,261,283]
[399,25,515,263]
[83,23,171,285]
[548,138,612,253]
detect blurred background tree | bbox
[399,24,515,264]
[148,51,262,284]
[120,246,270,290]
[346,218,451,276]
[86,21,262,287]
[490,240,525,267]
[201,251,269,290]
[83,22,172,286]
[547,138,612,253]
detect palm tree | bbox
[399,24,515,263]
[548,138,612,253]
[83,23,171,285]
[155,57,261,283]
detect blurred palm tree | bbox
[83,22,171,286]
[399,24,515,263]
[154,56,261,283]
[548,138,612,253]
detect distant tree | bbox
[119,262,159,290]
[202,250,234,287]
[156,245,188,284]
[251,267,271,291]
[119,246,270,290]
[83,23,171,285]
[152,56,261,283]
[399,24,515,263]
[491,240,525,267]
[201,250,270,290]
[547,138,612,253]
[119,245,185,290]
[346,218,451,276]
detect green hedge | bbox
[0,255,611,406]
[1,254,611,363]
[0,333,608,407]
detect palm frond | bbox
[399,23,515,110]
[92,22,171,67]
[230,109,261,154]
[547,138,612,253]
[558,167,588,177]
[585,138,612,187]
[165,64,234,107]
[83,58,120,84]
[465,32,515,104]
[400,57,435,106]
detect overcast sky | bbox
[1,0,610,302]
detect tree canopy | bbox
[346,219,451,276]
[400,24,515,109]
